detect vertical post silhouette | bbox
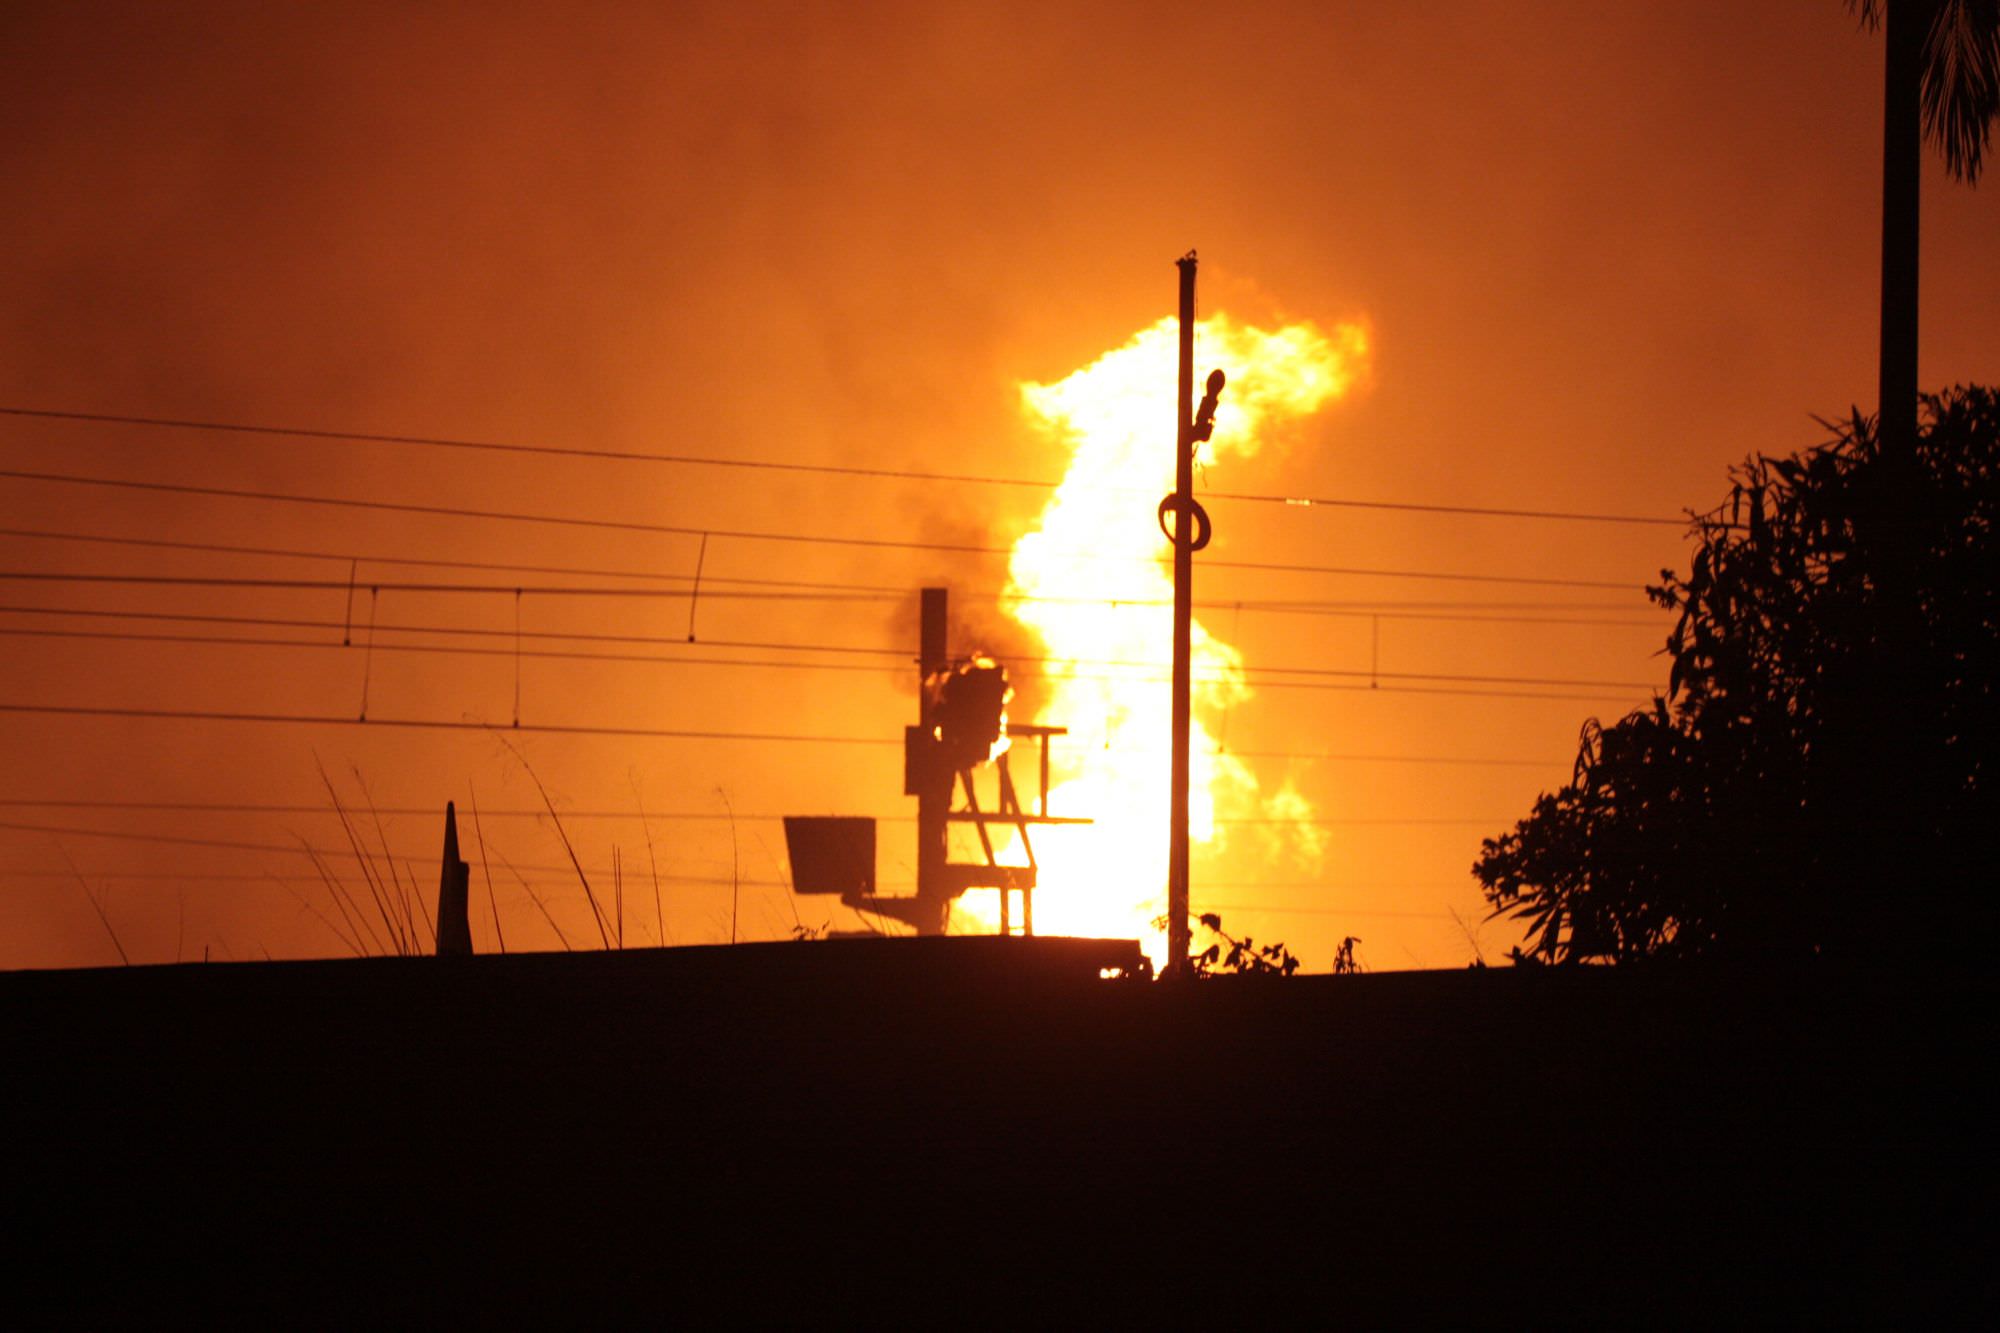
[1167,254,1197,977]
[1162,253,1225,978]
[914,586,951,933]
[1878,0,1923,456]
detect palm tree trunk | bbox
[1878,0,1927,454]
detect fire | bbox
[956,312,1370,959]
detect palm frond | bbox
[1922,0,2000,180]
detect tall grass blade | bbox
[468,785,506,954]
[720,787,740,945]
[301,839,383,957]
[489,839,572,951]
[494,733,611,949]
[275,872,364,957]
[632,776,669,947]
[353,765,425,951]
[317,758,406,955]
[613,845,625,950]
[401,851,437,951]
[56,842,128,965]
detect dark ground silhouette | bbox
[9,938,1988,1322]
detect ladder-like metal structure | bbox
[949,723,1074,936]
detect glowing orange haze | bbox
[4,5,1994,972]
[953,313,1371,960]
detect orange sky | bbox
[2,2,1995,971]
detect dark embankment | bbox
[7,938,1988,1322]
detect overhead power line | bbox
[0,661,1635,742]
[0,860,1481,928]
[0,865,1473,927]
[0,799,1532,820]
[0,464,1006,555]
[0,820,784,881]
[1204,493,1682,526]
[2,404,1689,527]
[0,571,893,603]
[0,598,1658,689]
[0,524,881,590]
[0,816,437,859]
[0,870,1476,917]
[0,815,1521,861]
[1214,751,1549,768]
[0,866,586,883]
[0,468,1644,591]
[0,605,925,658]
[0,800,792,821]
[0,624,911,677]
[0,702,901,745]
[0,618,1657,699]
[0,525,1664,616]
[0,826,815,901]
[1192,902,1458,921]
[0,565,1653,615]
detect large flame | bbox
[957,313,1369,960]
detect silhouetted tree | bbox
[1850,1,1999,451]
[1477,386,2000,963]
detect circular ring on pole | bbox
[1156,494,1213,552]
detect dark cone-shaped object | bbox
[435,801,473,956]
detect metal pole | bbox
[915,587,950,934]
[1167,254,1197,977]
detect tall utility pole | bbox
[914,586,951,933]
[1163,252,1223,978]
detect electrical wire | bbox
[0,524,890,590]
[0,824,797,888]
[1,404,1691,527]
[0,597,1657,689]
[0,865,793,889]
[1192,903,1459,920]
[0,571,896,602]
[0,856,1478,932]
[0,624,912,675]
[0,467,1646,590]
[0,702,902,744]
[0,799,1530,821]
[2,602,918,652]
[0,525,1667,616]
[0,563,1657,614]
[0,624,1655,702]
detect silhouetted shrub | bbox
[1168,912,1304,976]
[1477,385,2000,963]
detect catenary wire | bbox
[0,702,901,744]
[0,571,895,602]
[0,799,1529,820]
[0,467,1647,591]
[0,524,891,590]
[1,404,1691,527]
[0,625,1658,700]
[0,525,1669,615]
[0,860,1470,926]
[0,600,1661,690]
